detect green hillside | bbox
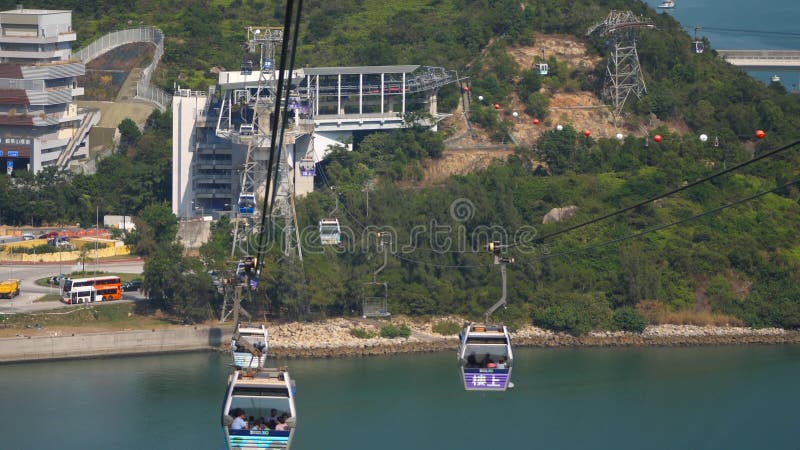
[0,0,798,331]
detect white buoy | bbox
[556,124,563,131]
[478,95,484,101]
[616,133,624,141]
[512,111,519,118]
[699,134,708,142]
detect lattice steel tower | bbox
[587,11,655,118]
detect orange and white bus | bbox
[62,276,122,304]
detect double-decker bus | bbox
[62,276,122,304]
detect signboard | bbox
[463,368,509,390]
[7,151,18,157]
[6,160,13,175]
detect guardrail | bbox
[74,27,172,111]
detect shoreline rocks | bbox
[259,319,800,358]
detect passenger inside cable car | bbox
[238,194,256,215]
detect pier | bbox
[717,49,800,70]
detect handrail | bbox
[74,27,172,111]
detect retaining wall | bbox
[0,326,226,363]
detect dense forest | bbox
[0,0,798,331]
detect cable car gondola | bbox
[318,218,341,245]
[231,324,268,369]
[458,323,514,391]
[240,60,253,75]
[536,63,549,76]
[238,194,256,215]
[457,241,515,391]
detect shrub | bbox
[349,328,376,339]
[532,292,612,336]
[432,320,461,335]
[612,307,649,333]
[380,323,411,338]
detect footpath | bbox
[1,318,798,363]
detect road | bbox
[0,260,144,314]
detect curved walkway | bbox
[74,27,172,111]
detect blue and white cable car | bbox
[536,63,549,76]
[238,194,256,215]
[318,218,341,245]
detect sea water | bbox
[1,346,798,450]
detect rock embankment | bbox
[257,318,800,358]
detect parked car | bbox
[122,280,142,292]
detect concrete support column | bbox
[429,89,438,116]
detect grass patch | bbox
[431,320,461,335]
[0,302,171,331]
[380,323,411,338]
[636,300,744,327]
[349,327,377,339]
[34,294,62,303]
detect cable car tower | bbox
[231,26,284,258]
[587,10,656,119]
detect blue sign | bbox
[7,151,18,157]
[6,160,13,175]
[0,151,4,156]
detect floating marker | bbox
[755,129,765,139]
[556,124,563,131]
[512,111,519,118]
[615,133,624,141]
[478,95,484,101]
[583,129,591,137]
[533,118,540,125]
[699,134,708,142]
[654,134,662,143]
[494,104,501,110]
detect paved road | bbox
[0,260,144,314]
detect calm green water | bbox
[2,346,798,450]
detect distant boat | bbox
[658,0,675,8]
[771,74,781,83]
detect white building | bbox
[0,8,88,174]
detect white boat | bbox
[457,323,514,391]
[658,0,675,8]
[222,367,297,450]
[771,74,781,83]
[231,324,268,369]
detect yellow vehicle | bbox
[0,279,20,299]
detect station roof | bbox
[302,65,420,76]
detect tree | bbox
[117,118,142,152]
[131,203,178,257]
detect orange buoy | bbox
[654,134,662,143]
[533,118,540,125]
[583,129,591,137]
[755,129,766,139]
[463,86,469,92]
[494,104,500,110]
